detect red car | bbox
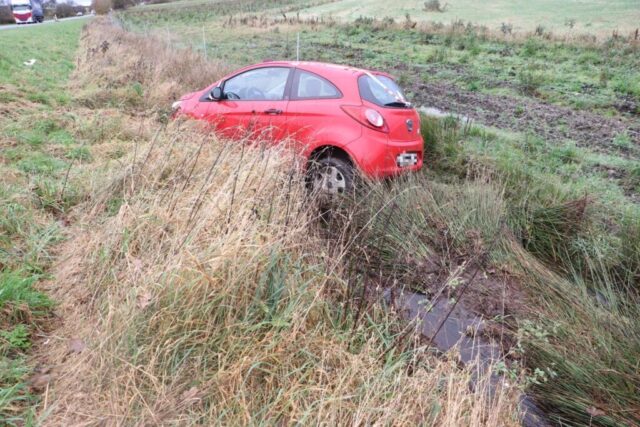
[173,61,423,194]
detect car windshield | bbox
[12,4,31,10]
[358,74,409,108]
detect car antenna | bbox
[296,32,300,61]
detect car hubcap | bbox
[313,165,346,195]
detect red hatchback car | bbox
[173,61,423,193]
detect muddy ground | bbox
[319,41,640,156]
[410,79,640,203]
[412,80,640,156]
[358,244,529,358]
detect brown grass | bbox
[92,0,112,15]
[72,17,231,114]
[38,123,521,426]
[34,18,523,426]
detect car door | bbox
[206,66,292,141]
[285,69,358,153]
[203,96,255,140]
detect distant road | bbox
[0,15,91,31]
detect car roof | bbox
[218,61,395,101]
[255,60,393,80]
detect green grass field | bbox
[303,0,640,34]
[0,19,87,425]
[133,0,640,34]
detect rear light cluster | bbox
[341,105,389,133]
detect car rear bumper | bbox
[348,129,423,178]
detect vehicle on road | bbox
[10,0,44,24]
[173,61,423,194]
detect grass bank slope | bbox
[120,3,640,424]
[34,19,521,426]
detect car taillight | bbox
[341,105,389,133]
[365,108,384,127]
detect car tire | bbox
[307,156,354,198]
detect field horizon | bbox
[301,0,640,34]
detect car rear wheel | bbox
[307,156,354,198]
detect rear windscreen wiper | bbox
[384,101,411,108]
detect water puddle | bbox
[385,288,551,427]
[419,106,471,124]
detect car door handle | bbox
[264,108,283,115]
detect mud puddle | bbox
[385,287,550,427]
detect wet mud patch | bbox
[346,233,531,359]
[392,256,529,351]
[614,95,640,116]
[367,258,550,427]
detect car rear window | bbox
[294,70,341,99]
[358,74,409,108]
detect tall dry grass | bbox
[92,0,112,15]
[72,17,231,114]
[38,19,522,426]
[42,124,520,425]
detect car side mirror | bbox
[210,86,223,101]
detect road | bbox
[0,15,91,31]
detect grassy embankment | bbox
[115,2,640,425]
[2,18,524,426]
[1,1,639,424]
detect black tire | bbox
[306,156,354,198]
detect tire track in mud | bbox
[411,80,640,157]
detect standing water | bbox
[384,288,550,427]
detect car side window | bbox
[223,67,290,101]
[294,70,341,99]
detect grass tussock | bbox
[72,17,230,115]
[44,124,520,426]
[346,160,640,426]
[415,117,640,426]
